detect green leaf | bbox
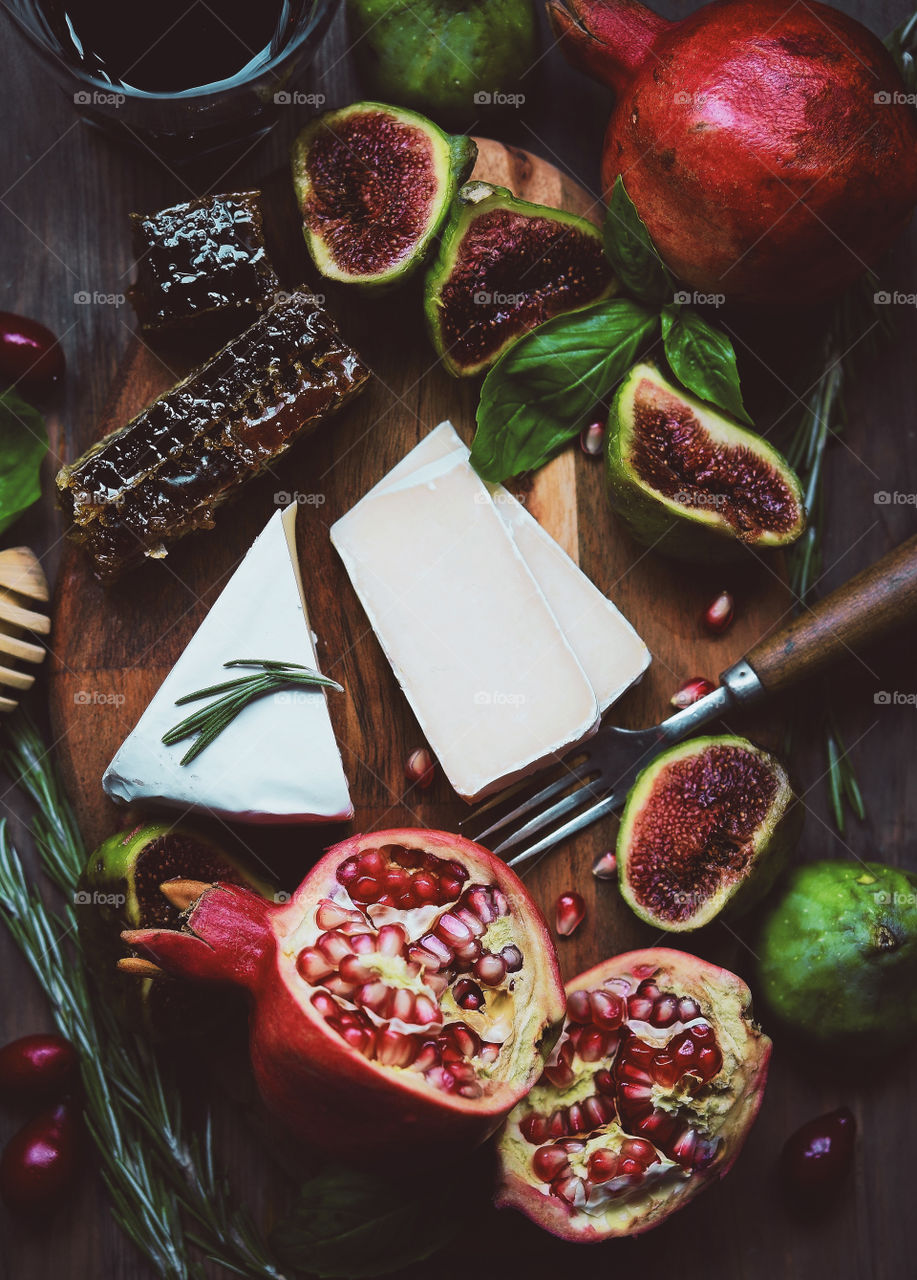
[470,299,659,483]
[603,176,675,306]
[0,390,48,535]
[271,1165,462,1278]
[661,307,752,424]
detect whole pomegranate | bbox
[495,949,771,1238]
[123,829,565,1160]
[549,0,917,304]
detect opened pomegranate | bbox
[123,829,565,1159]
[496,949,770,1239]
[549,0,917,304]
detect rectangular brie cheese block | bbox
[386,422,651,714]
[331,427,602,802]
[103,505,353,825]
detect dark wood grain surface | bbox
[1,3,916,1279]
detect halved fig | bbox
[617,736,801,932]
[496,949,771,1240]
[291,101,477,288]
[121,829,566,1158]
[424,181,616,376]
[76,822,275,1038]
[607,363,805,560]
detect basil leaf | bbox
[471,299,659,483]
[271,1165,462,1278]
[0,391,48,535]
[661,307,752,425]
[603,176,675,306]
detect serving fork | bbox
[464,535,917,869]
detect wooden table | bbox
[1,3,915,1278]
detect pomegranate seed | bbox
[412,873,438,902]
[377,924,408,955]
[595,1069,616,1095]
[454,978,485,1011]
[567,990,592,1023]
[338,954,373,985]
[413,994,441,1026]
[543,1058,576,1089]
[579,421,605,456]
[473,953,506,986]
[533,1145,570,1182]
[588,1148,618,1182]
[703,589,735,634]
[376,1028,416,1067]
[555,891,586,937]
[296,947,333,983]
[317,930,352,963]
[500,945,523,972]
[354,876,382,901]
[583,1095,608,1129]
[592,850,617,879]
[520,1113,549,1144]
[315,899,364,931]
[697,1045,723,1077]
[436,913,472,946]
[404,746,436,789]
[627,994,655,1021]
[547,1110,567,1138]
[338,856,360,885]
[651,995,678,1027]
[554,1175,587,1207]
[577,1029,608,1063]
[670,676,716,709]
[671,1127,698,1166]
[621,1138,658,1165]
[780,1108,855,1203]
[567,1102,585,1132]
[590,990,625,1028]
[678,997,701,1022]
[455,908,486,938]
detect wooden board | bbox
[47,138,795,1272]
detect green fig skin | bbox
[291,101,477,290]
[606,363,805,562]
[345,0,539,129]
[77,823,275,1040]
[617,735,802,933]
[756,860,917,1059]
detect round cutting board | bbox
[49,137,790,976]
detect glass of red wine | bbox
[1,0,338,162]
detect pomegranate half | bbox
[549,0,917,305]
[495,949,770,1239]
[124,829,565,1158]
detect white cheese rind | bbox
[102,505,353,825]
[331,427,601,802]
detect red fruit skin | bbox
[0,1102,78,1213]
[780,1106,855,1199]
[126,829,566,1162]
[549,0,917,305]
[0,1035,78,1106]
[495,948,771,1241]
[0,312,65,392]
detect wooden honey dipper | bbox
[0,546,50,712]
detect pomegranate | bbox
[123,829,565,1159]
[0,1102,78,1213]
[780,1107,855,1206]
[555,892,586,937]
[496,949,770,1239]
[0,1035,77,1105]
[670,676,714,709]
[703,589,734,635]
[549,0,917,305]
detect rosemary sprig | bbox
[163,659,343,765]
[0,711,289,1280]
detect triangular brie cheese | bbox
[103,505,353,825]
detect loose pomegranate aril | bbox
[579,421,605,456]
[533,1144,570,1182]
[702,589,735,634]
[454,978,485,1011]
[555,891,586,937]
[592,851,617,880]
[670,677,715,709]
[0,312,65,394]
[0,1035,78,1105]
[405,747,436,789]
[780,1107,856,1204]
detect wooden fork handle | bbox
[743,534,917,695]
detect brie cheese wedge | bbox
[103,505,353,825]
[331,425,603,802]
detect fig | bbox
[607,362,805,560]
[291,101,477,288]
[756,861,917,1058]
[121,829,566,1159]
[424,181,616,376]
[549,0,917,306]
[495,948,771,1240]
[617,735,800,932]
[76,822,275,1039]
[346,0,539,129]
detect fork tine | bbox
[467,755,598,844]
[491,773,607,856]
[507,793,622,871]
